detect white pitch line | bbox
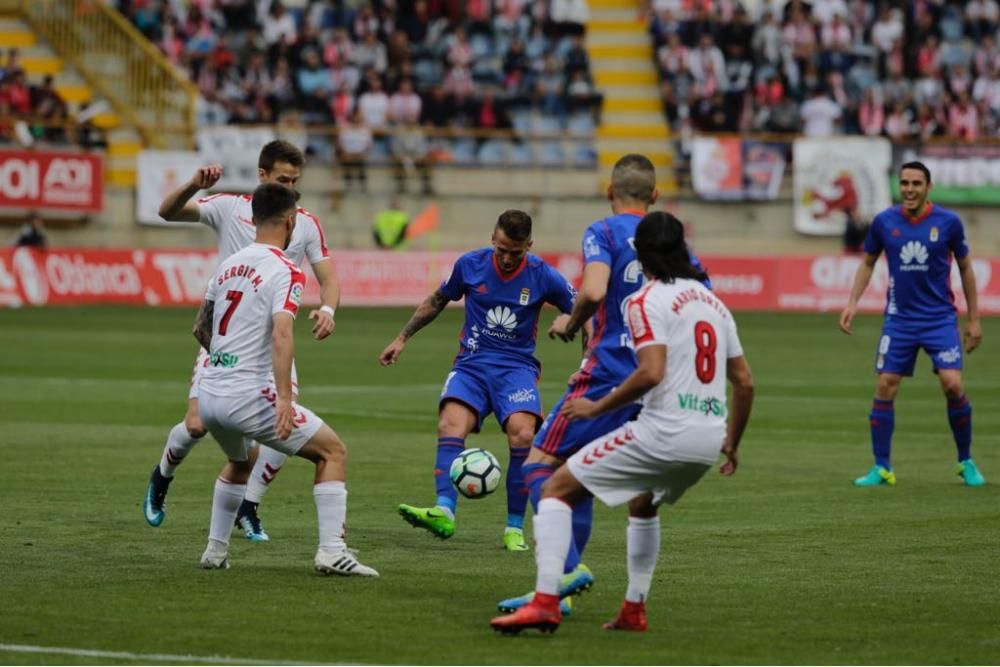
[0,643,332,666]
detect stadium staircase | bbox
[0,0,197,187]
[587,0,676,194]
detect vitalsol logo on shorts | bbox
[899,241,929,270]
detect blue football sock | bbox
[523,461,555,514]
[870,398,895,470]
[434,437,464,515]
[572,495,593,557]
[506,448,528,529]
[947,394,973,462]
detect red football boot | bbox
[490,594,562,635]
[602,600,648,632]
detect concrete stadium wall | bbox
[40,166,1000,257]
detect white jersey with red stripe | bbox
[200,243,306,397]
[197,193,328,268]
[624,278,743,451]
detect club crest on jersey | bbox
[290,283,303,305]
[930,226,939,242]
[519,288,530,305]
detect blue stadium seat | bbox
[572,143,597,167]
[537,141,565,166]
[566,113,595,136]
[509,142,534,165]
[477,139,509,165]
[451,137,477,164]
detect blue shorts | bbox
[439,363,542,433]
[533,373,642,460]
[875,319,963,376]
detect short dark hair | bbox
[495,209,532,243]
[610,154,656,203]
[258,140,305,172]
[635,212,709,284]
[900,160,932,184]
[251,183,297,227]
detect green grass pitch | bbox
[0,306,998,665]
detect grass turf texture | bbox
[1,306,998,665]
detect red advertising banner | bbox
[0,150,103,212]
[1,248,996,314]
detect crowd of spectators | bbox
[0,49,107,149]
[648,0,1000,141]
[117,0,604,171]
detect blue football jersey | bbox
[581,211,709,383]
[440,248,576,369]
[864,203,968,324]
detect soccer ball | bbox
[449,448,502,499]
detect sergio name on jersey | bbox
[200,244,306,395]
[625,278,743,450]
[198,193,329,267]
[440,248,575,371]
[864,203,969,324]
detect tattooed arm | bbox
[192,300,214,351]
[378,289,451,366]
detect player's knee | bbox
[184,415,207,439]
[941,378,964,399]
[314,430,347,465]
[540,466,577,501]
[437,414,468,437]
[507,427,535,449]
[628,493,658,519]
[876,375,901,398]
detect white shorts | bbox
[189,349,299,400]
[566,423,719,508]
[198,385,324,461]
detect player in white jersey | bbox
[144,141,341,542]
[194,182,376,576]
[491,212,754,635]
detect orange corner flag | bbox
[406,203,440,240]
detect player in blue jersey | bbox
[379,210,577,551]
[840,161,985,487]
[497,154,711,613]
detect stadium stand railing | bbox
[15,0,196,149]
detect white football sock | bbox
[314,481,347,552]
[625,516,660,603]
[533,497,574,596]
[245,446,288,503]
[159,422,202,478]
[208,478,245,546]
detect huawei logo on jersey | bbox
[486,306,517,333]
[899,241,929,271]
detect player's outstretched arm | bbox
[379,288,450,366]
[562,344,665,421]
[272,313,295,440]
[159,165,223,222]
[551,262,610,342]
[839,252,879,335]
[720,355,754,476]
[192,299,214,351]
[957,255,983,352]
[308,258,340,341]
